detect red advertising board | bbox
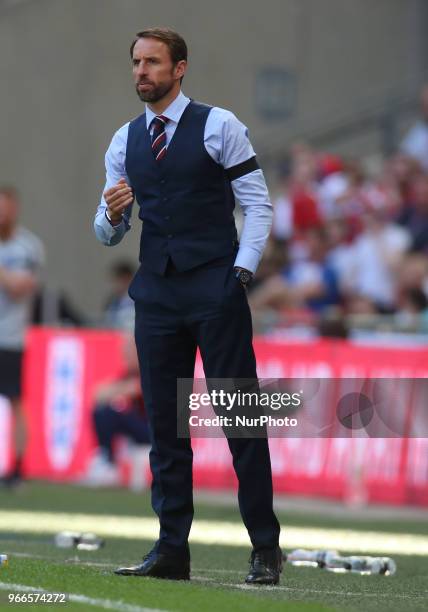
[0,327,427,506]
[22,328,124,481]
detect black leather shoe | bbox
[114,548,190,580]
[245,546,283,585]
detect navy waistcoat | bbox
[125,101,238,275]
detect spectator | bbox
[395,287,428,331]
[401,84,428,171]
[385,153,420,207]
[83,334,150,487]
[31,286,88,327]
[250,227,340,313]
[271,178,293,241]
[0,186,45,486]
[343,205,411,312]
[317,153,344,182]
[397,253,428,295]
[399,287,428,313]
[290,145,322,234]
[317,169,349,220]
[397,173,428,252]
[102,260,136,330]
[325,160,367,237]
[250,236,288,291]
[258,95,428,327]
[324,218,354,291]
[318,314,349,339]
[345,295,379,316]
[272,145,321,242]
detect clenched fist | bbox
[104,178,134,224]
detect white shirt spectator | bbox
[346,223,410,307]
[328,243,354,291]
[0,227,45,349]
[317,172,349,219]
[272,194,293,240]
[401,120,428,171]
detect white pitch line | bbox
[0,582,168,612]
[220,583,428,600]
[4,551,236,573]
[7,551,115,568]
[1,509,428,556]
[3,554,428,603]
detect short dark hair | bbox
[130,28,188,65]
[110,260,136,279]
[404,287,428,312]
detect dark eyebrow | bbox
[132,55,160,62]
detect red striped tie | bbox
[151,115,169,161]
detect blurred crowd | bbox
[249,85,428,334]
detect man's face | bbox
[132,37,185,104]
[0,194,18,234]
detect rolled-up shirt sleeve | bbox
[230,169,273,273]
[94,122,133,246]
[205,109,273,273]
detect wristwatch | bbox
[234,267,253,287]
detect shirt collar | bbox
[145,91,190,129]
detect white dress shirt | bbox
[94,91,272,273]
[401,120,428,171]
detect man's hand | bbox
[103,178,133,224]
[94,376,141,404]
[0,266,38,301]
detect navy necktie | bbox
[151,115,169,161]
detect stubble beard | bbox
[135,79,175,104]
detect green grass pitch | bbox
[0,483,427,611]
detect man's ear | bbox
[174,60,187,81]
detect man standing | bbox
[94,28,281,584]
[0,186,44,486]
[401,84,428,171]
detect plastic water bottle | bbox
[0,554,8,567]
[287,549,339,568]
[54,531,104,551]
[379,557,396,576]
[326,555,397,575]
[348,556,384,575]
[324,554,350,573]
[316,550,340,568]
[348,556,397,575]
[76,533,104,551]
[54,531,81,548]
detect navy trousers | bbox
[93,403,151,463]
[130,254,280,558]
